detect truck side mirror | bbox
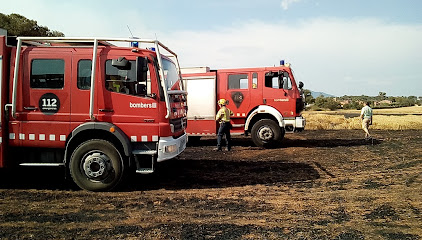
[112,57,130,70]
[149,93,157,99]
[299,81,304,89]
[136,56,148,83]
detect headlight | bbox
[164,144,178,153]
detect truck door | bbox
[14,49,72,148]
[97,56,160,142]
[262,70,296,117]
[221,71,252,118]
[70,53,96,124]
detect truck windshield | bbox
[162,58,183,91]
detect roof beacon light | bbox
[130,37,139,48]
[280,60,285,66]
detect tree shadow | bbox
[189,136,382,148]
[282,137,382,148]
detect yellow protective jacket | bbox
[216,106,233,123]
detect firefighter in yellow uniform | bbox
[215,99,234,151]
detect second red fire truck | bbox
[182,62,305,148]
[0,31,187,191]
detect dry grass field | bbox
[303,106,422,130]
[0,107,421,239]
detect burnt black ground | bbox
[0,130,421,239]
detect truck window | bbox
[162,58,182,91]
[264,71,292,90]
[78,60,92,90]
[228,74,248,89]
[105,59,150,96]
[265,74,279,89]
[283,75,292,90]
[31,59,64,89]
[252,72,258,89]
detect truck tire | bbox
[70,139,124,191]
[251,119,284,148]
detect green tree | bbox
[315,96,327,108]
[315,96,340,110]
[0,13,64,37]
[397,96,416,107]
[303,89,314,104]
[343,100,363,110]
[377,91,387,101]
[325,98,341,110]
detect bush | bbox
[343,101,363,110]
[315,96,340,110]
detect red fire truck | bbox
[0,31,187,191]
[182,63,305,148]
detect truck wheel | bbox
[70,139,124,191]
[251,119,283,148]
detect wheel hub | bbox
[83,152,111,179]
[258,126,274,141]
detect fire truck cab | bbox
[0,31,187,191]
[182,63,305,148]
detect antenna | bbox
[127,25,134,38]
[127,25,139,48]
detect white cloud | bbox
[2,0,421,96]
[281,0,302,10]
[162,18,422,96]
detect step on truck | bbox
[182,62,305,148]
[0,30,188,191]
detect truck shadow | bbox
[0,159,321,191]
[127,159,320,191]
[0,168,73,191]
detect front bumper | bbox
[284,116,306,132]
[157,133,187,162]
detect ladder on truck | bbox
[6,37,183,121]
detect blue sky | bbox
[2,0,422,96]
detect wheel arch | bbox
[64,122,132,167]
[245,105,285,132]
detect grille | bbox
[170,117,186,132]
[296,98,304,113]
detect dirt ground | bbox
[0,130,421,240]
